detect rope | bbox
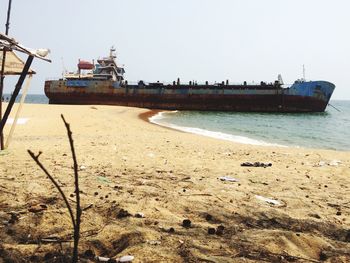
[328,103,341,112]
[5,74,32,148]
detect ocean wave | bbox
[149,112,285,147]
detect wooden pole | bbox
[0,0,13,150]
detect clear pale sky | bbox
[1,0,349,99]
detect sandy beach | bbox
[0,103,349,262]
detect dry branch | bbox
[61,114,81,263]
[27,114,82,263]
[27,150,76,229]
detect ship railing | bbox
[126,80,277,86]
[46,77,65,81]
[45,78,285,87]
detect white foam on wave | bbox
[149,111,286,147]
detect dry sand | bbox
[0,103,349,262]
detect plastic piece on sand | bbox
[135,212,145,218]
[118,255,134,262]
[96,255,134,262]
[329,160,341,166]
[218,176,239,182]
[255,195,281,206]
[97,176,110,184]
[315,161,326,167]
[95,256,110,262]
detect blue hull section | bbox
[286,81,335,103]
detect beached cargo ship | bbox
[45,48,335,112]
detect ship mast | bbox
[110,46,116,59]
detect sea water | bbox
[4,95,350,151]
[150,100,350,151]
[2,94,48,104]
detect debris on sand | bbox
[182,219,192,228]
[241,162,272,168]
[208,227,216,235]
[218,176,239,182]
[134,212,145,218]
[117,209,131,218]
[95,255,134,262]
[255,195,284,207]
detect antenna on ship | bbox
[277,74,284,85]
[61,56,67,77]
[110,46,116,59]
[302,64,306,81]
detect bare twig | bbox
[27,150,76,229]
[27,114,83,263]
[61,114,81,263]
[182,193,213,197]
[82,204,93,211]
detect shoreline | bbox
[3,102,350,153]
[138,109,162,123]
[139,109,350,152]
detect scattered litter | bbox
[118,255,134,262]
[329,160,341,166]
[218,176,239,182]
[117,209,131,218]
[205,214,213,221]
[79,165,87,170]
[216,225,225,235]
[97,176,110,184]
[95,256,111,262]
[8,213,19,224]
[182,219,191,228]
[147,240,161,245]
[309,213,321,219]
[314,161,326,167]
[241,162,272,168]
[249,179,268,186]
[28,204,47,213]
[95,255,134,262]
[134,212,145,218]
[208,227,216,235]
[314,160,342,167]
[255,195,283,206]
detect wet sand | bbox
[0,103,349,262]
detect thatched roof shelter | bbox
[0,49,36,75]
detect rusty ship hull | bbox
[45,80,335,112]
[44,48,335,112]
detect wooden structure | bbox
[0,32,50,149]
